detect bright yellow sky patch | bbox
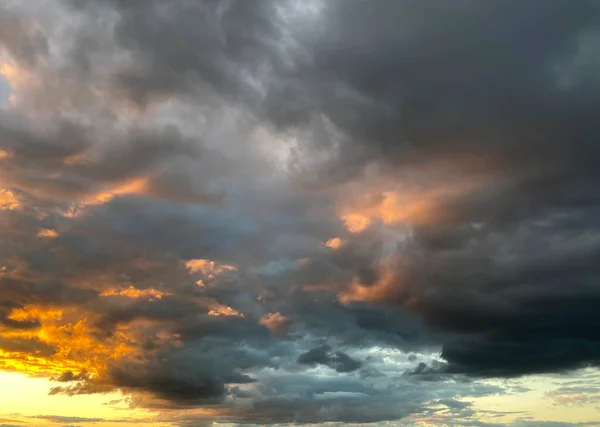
[0,371,160,427]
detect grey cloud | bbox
[0,336,56,357]
[52,370,90,382]
[0,9,49,67]
[297,345,362,373]
[1,0,600,425]
[0,115,222,204]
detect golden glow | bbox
[0,63,22,83]
[185,258,237,278]
[341,212,372,233]
[0,188,19,210]
[0,149,12,159]
[0,304,135,378]
[0,371,159,426]
[337,254,413,306]
[324,237,345,249]
[339,190,434,233]
[7,305,63,323]
[207,303,243,318]
[259,312,291,337]
[59,177,152,217]
[37,228,59,238]
[0,62,28,106]
[100,286,168,300]
[62,149,94,166]
[337,161,496,234]
[90,176,149,204]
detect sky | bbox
[0,0,600,426]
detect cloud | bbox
[297,345,362,373]
[34,415,103,423]
[0,0,599,425]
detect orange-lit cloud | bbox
[100,287,168,300]
[324,237,345,250]
[0,304,134,378]
[37,229,58,238]
[259,312,293,337]
[341,213,372,233]
[184,259,237,278]
[337,164,494,234]
[0,62,26,106]
[337,258,403,306]
[87,177,150,205]
[207,304,243,318]
[0,189,19,210]
[338,189,439,233]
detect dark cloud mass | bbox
[297,344,363,373]
[1,0,600,425]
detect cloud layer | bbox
[1,0,600,425]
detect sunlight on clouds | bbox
[100,286,168,300]
[90,176,150,205]
[61,176,151,217]
[339,190,435,233]
[0,189,19,210]
[0,1,598,426]
[207,303,244,318]
[185,259,238,278]
[0,304,134,378]
[341,213,372,233]
[7,305,63,323]
[338,257,407,306]
[337,164,495,234]
[0,62,25,106]
[37,228,58,238]
[324,237,345,250]
[0,59,40,108]
[259,312,292,337]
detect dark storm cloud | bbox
[0,336,56,357]
[297,344,362,373]
[360,210,600,376]
[109,365,227,404]
[1,0,600,424]
[0,275,99,306]
[76,0,600,178]
[52,370,90,382]
[0,114,223,204]
[147,0,600,378]
[52,337,273,404]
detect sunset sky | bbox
[1,1,600,426]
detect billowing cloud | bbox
[0,0,599,426]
